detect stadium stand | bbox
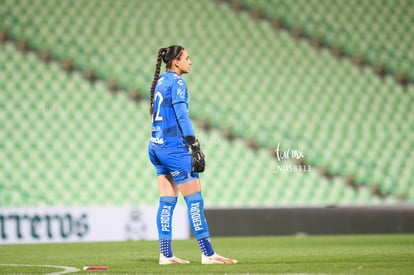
[1,0,413,207]
[238,0,414,84]
[1,42,159,206]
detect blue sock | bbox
[157,196,177,257]
[184,192,215,256]
[159,239,172,258]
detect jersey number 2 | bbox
[153,91,163,122]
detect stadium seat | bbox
[1,0,412,207]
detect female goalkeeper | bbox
[148,45,237,265]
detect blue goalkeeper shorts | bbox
[148,145,199,185]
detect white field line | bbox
[0,263,79,275]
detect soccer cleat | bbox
[159,254,190,265]
[201,253,238,264]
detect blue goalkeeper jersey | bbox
[149,71,195,149]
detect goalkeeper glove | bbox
[185,136,205,173]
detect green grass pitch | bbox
[1,234,413,274]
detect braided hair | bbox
[149,45,184,115]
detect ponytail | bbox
[149,45,184,115]
[149,48,166,115]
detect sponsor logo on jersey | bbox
[150,137,164,144]
[177,88,186,99]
